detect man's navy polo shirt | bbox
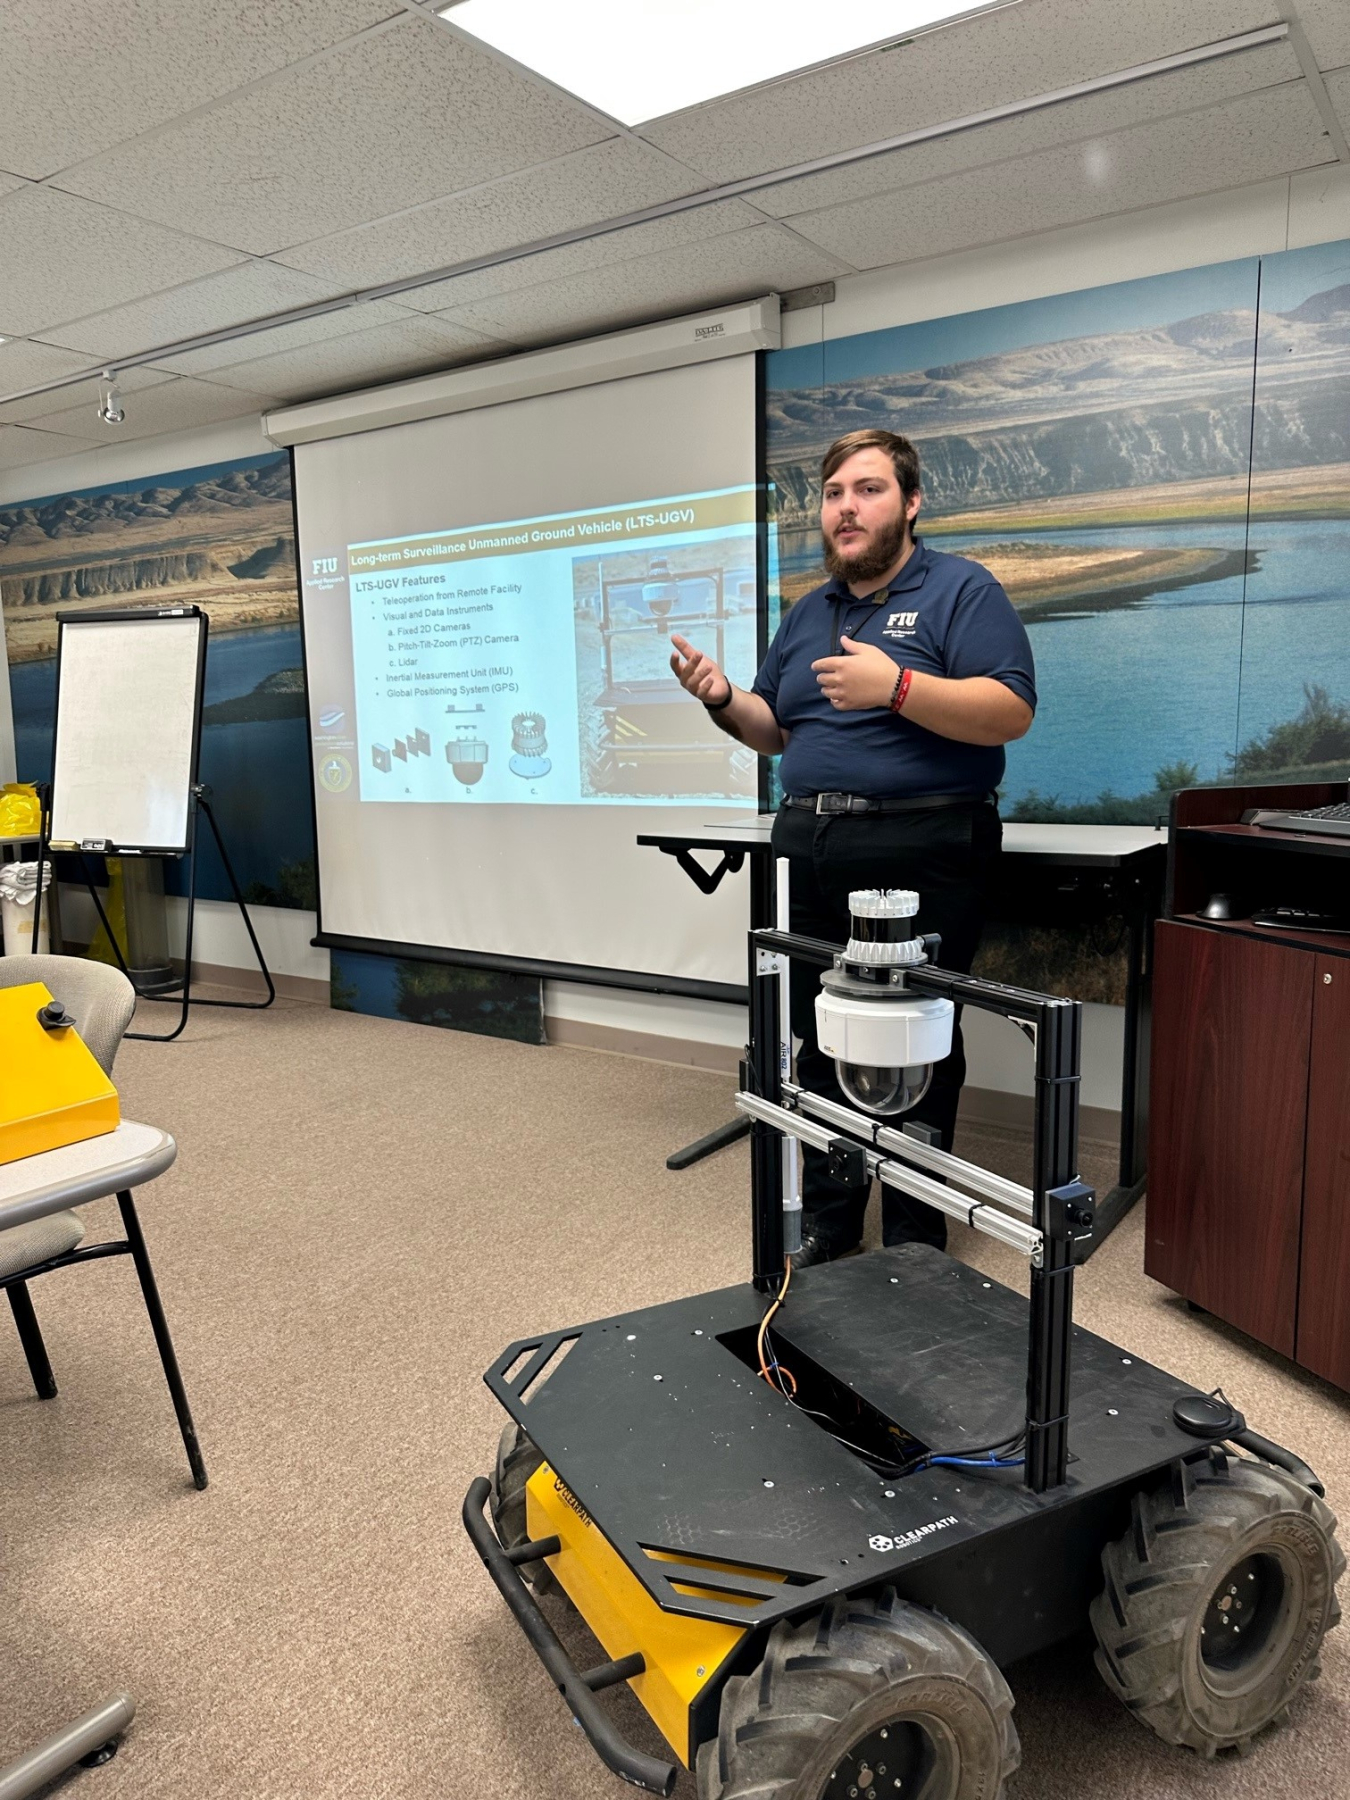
[752,540,1037,800]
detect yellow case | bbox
[527,1461,752,1768]
[0,982,120,1166]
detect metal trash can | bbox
[0,859,52,955]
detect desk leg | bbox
[665,1115,752,1170]
[0,1694,134,1800]
[665,846,774,1177]
[1078,886,1154,1260]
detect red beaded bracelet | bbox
[889,667,913,713]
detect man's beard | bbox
[822,511,909,582]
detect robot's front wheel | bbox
[698,1590,1019,1800]
[1091,1455,1345,1755]
[489,1422,561,1597]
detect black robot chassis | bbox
[464,910,1343,1798]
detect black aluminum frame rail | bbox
[748,927,1093,1494]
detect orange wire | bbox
[757,1255,796,1394]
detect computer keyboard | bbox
[1243,801,1350,839]
[1250,905,1350,934]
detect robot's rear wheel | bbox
[698,1590,1019,1800]
[1091,1454,1344,1755]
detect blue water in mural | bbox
[10,622,313,903]
[776,519,1350,809]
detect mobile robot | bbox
[465,890,1342,1797]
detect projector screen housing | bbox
[293,349,773,998]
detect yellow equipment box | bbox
[0,981,120,1166]
[527,1461,756,1768]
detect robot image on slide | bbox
[587,559,756,799]
[464,888,1344,1798]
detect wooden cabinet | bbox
[1298,959,1350,1387]
[1146,785,1350,1384]
[1146,925,1311,1356]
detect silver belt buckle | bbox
[816,792,848,815]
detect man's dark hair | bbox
[821,429,921,501]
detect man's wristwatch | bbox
[703,683,734,712]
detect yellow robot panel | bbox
[0,982,120,1165]
[526,1462,750,1767]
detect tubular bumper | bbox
[462,1477,678,1796]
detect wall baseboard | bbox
[957,1083,1121,1150]
[60,952,1126,1147]
[544,1016,1122,1147]
[181,960,329,1004]
[546,1014,743,1074]
[60,943,330,1007]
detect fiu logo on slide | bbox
[306,552,346,597]
[883,610,919,639]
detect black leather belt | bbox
[782,791,996,816]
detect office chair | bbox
[0,954,205,1489]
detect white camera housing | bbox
[813,887,955,1115]
[815,986,954,1115]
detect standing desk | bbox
[0,1120,183,1800]
[637,816,1165,1257]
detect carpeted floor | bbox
[4,995,1348,1799]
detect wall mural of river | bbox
[1,450,314,908]
[767,237,1350,826]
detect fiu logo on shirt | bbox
[883,610,920,639]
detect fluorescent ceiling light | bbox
[440,1,1013,126]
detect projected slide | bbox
[347,486,759,805]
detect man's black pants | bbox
[770,798,1002,1252]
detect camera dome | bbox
[837,1060,934,1117]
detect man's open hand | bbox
[670,633,732,707]
[811,636,900,710]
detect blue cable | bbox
[926,1455,1025,1469]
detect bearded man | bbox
[670,428,1036,1262]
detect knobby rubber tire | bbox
[1091,1453,1344,1756]
[698,1588,1019,1800]
[489,1421,559,1596]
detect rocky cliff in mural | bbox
[769,285,1350,527]
[0,458,298,663]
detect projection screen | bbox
[293,353,769,993]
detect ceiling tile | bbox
[145,298,430,378]
[0,0,402,180]
[36,262,406,366]
[0,423,107,470]
[395,198,766,313]
[276,136,711,291]
[753,41,1302,218]
[788,84,1336,271]
[1293,0,1350,72]
[52,14,618,256]
[437,223,850,347]
[639,0,1284,181]
[1326,67,1350,138]
[0,171,27,199]
[0,188,242,338]
[183,314,511,403]
[0,338,114,396]
[20,376,282,445]
[0,366,175,427]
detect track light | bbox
[96,372,125,426]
